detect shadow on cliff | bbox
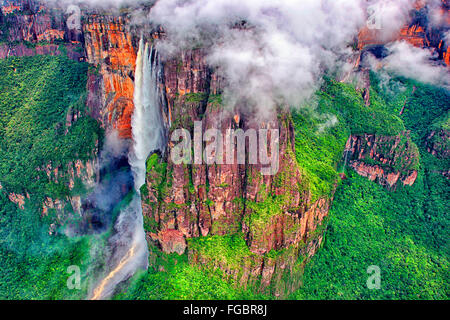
[67,131,134,236]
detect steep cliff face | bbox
[345,132,420,188]
[140,49,331,297]
[425,110,450,161]
[0,1,139,138]
[1,0,65,43]
[0,0,84,60]
[83,15,137,139]
[426,129,450,159]
[0,1,100,233]
[358,0,450,66]
[7,150,99,214]
[1,0,440,299]
[357,24,426,50]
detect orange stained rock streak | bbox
[37,29,65,42]
[1,5,21,15]
[444,46,450,66]
[399,25,428,47]
[84,17,137,138]
[84,19,136,69]
[358,0,449,51]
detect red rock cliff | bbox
[345,132,420,188]
[141,48,332,297]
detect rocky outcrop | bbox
[0,42,84,60]
[398,24,429,47]
[0,0,84,60]
[153,229,187,255]
[45,158,98,191]
[426,129,450,159]
[345,132,420,188]
[141,48,333,297]
[357,25,425,50]
[1,0,66,43]
[8,192,27,210]
[35,155,99,211]
[358,0,450,66]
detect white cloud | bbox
[44,0,448,110]
[382,41,449,86]
[148,0,379,113]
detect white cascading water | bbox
[90,39,166,300]
[129,39,166,189]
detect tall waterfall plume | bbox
[90,39,166,300]
[129,39,167,189]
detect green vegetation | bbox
[246,197,283,231]
[431,110,450,132]
[125,75,448,300]
[144,153,169,201]
[320,78,405,136]
[292,106,348,200]
[294,76,449,300]
[114,240,263,300]
[0,55,102,198]
[184,92,209,103]
[0,54,102,299]
[292,77,407,201]
[146,153,160,173]
[207,94,223,106]
[294,172,448,300]
[115,261,257,300]
[0,195,94,299]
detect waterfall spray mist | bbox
[90,39,166,300]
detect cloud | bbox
[317,114,339,134]
[381,41,449,86]
[427,0,450,27]
[147,0,419,114]
[366,0,417,41]
[44,0,442,114]
[44,0,132,6]
[42,0,151,11]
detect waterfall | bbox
[343,149,349,170]
[90,39,166,300]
